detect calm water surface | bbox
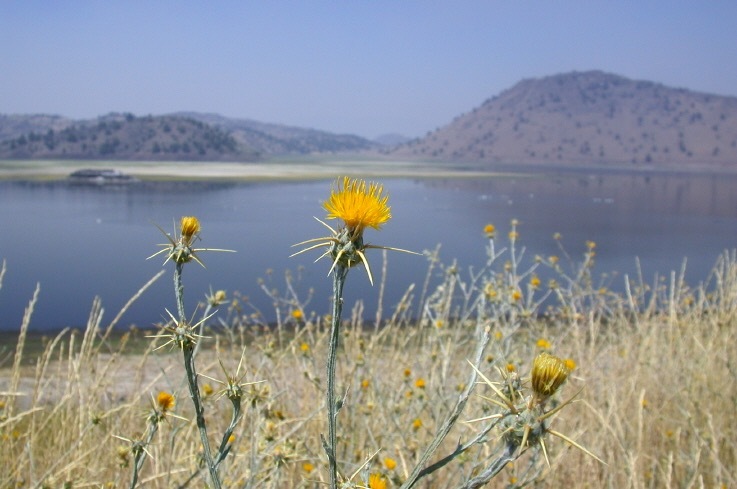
[2,172,737,332]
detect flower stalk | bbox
[146,216,236,489]
[324,264,348,488]
[174,260,221,489]
[293,177,418,489]
[122,392,177,489]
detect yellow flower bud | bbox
[531,352,570,399]
[180,216,200,241]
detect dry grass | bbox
[1,233,736,488]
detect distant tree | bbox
[44,129,55,150]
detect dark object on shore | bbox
[68,168,138,185]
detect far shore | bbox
[2,158,736,182]
[0,158,505,182]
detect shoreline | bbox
[3,158,737,182]
[0,158,505,182]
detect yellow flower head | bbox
[291,176,417,286]
[536,338,551,350]
[180,216,200,245]
[530,274,541,289]
[149,215,234,267]
[156,391,175,412]
[323,177,391,236]
[383,457,397,471]
[414,378,426,389]
[291,309,303,320]
[483,223,496,238]
[531,352,570,399]
[369,473,388,489]
[412,418,423,430]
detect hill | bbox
[0,112,378,161]
[0,114,75,142]
[175,112,378,154]
[0,113,254,161]
[388,71,737,169]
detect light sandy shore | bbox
[0,158,507,181]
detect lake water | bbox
[2,171,737,332]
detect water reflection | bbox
[1,171,736,332]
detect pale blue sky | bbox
[2,1,736,138]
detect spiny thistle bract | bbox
[148,215,234,267]
[291,176,418,285]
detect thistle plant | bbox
[292,177,418,488]
[460,351,604,488]
[116,392,180,489]
[145,216,236,489]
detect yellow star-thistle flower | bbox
[531,352,570,399]
[368,473,388,489]
[156,391,175,412]
[291,176,417,285]
[564,358,577,371]
[323,176,391,236]
[180,216,200,245]
[148,215,234,267]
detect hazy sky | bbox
[2,2,737,139]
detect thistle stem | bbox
[129,419,159,489]
[174,262,222,489]
[325,264,348,489]
[174,262,186,322]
